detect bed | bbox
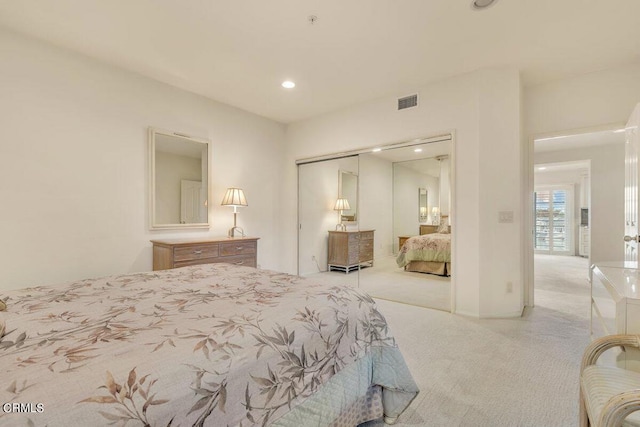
[0,263,418,426]
[396,223,451,276]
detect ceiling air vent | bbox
[397,94,418,111]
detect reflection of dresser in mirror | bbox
[328,230,374,273]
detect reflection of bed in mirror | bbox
[396,221,451,276]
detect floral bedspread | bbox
[396,233,452,267]
[0,264,417,426]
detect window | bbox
[535,186,574,255]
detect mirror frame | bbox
[149,127,211,230]
[338,169,358,224]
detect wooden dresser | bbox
[151,237,259,271]
[328,230,374,273]
[591,263,640,371]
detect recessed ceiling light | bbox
[281,81,296,89]
[538,167,547,171]
[614,128,626,133]
[414,148,423,153]
[471,0,498,10]
[372,148,382,152]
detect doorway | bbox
[526,126,626,307]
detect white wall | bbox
[477,69,523,318]
[0,29,286,290]
[525,63,640,137]
[535,144,625,264]
[284,67,523,318]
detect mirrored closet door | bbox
[298,156,360,289]
[297,136,453,312]
[357,140,452,311]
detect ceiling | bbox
[1,1,639,124]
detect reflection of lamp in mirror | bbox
[221,188,248,237]
[334,198,351,231]
[431,207,440,225]
[420,206,427,222]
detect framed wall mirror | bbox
[419,188,428,222]
[338,170,358,223]
[149,127,211,230]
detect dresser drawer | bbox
[174,244,220,262]
[348,244,360,264]
[359,240,373,261]
[216,254,257,268]
[360,231,374,241]
[220,241,256,256]
[151,237,259,271]
[174,257,220,268]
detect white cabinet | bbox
[591,264,640,372]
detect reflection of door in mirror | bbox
[180,180,205,224]
[339,170,358,223]
[297,157,359,289]
[149,128,211,230]
[418,188,428,222]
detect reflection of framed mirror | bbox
[338,170,358,223]
[419,188,428,222]
[149,128,211,230]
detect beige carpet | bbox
[360,256,450,312]
[305,255,451,311]
[363,254,591,426]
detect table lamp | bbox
[221,188,248,237]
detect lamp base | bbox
[228,226,245,237]
[335,223,346,231]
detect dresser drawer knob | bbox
[235,261,244,265]
[193,250,203,255]
[236,246,244,251]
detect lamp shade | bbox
[221,188,248,207]
[334,198,350,211]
